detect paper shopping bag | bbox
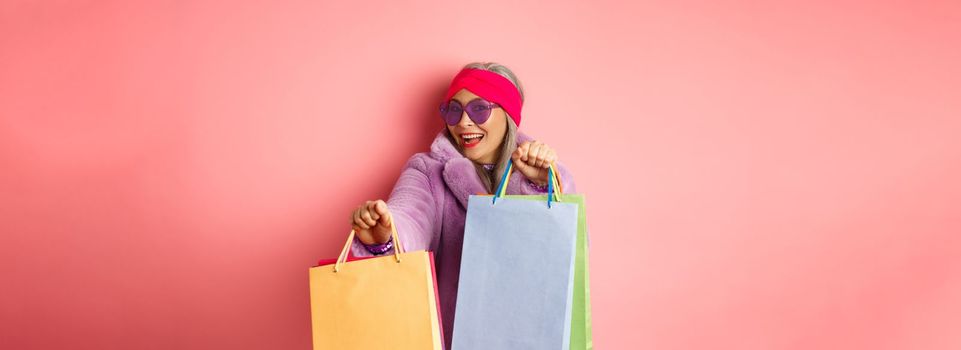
[309,223,443,349]
[452,161,580,350]
[511,193,592,349]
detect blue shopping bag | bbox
[452,161,579,350]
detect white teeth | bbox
[462,134,484,139]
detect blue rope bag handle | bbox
[492,159,560,208]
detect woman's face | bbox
[446,89,508,164]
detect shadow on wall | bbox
[372,65,452,195]
[320,64,454,254]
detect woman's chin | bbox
[463,149,482,161]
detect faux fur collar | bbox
[431,129,535,209]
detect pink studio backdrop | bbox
[2,1,960,349]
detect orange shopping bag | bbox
[309,223,444,349]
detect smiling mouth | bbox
[461,133,484,148]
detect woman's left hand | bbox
[511,140,557,186]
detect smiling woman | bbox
[346,62,577,349]
[443,87,513,189]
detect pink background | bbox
[2,0,960,349]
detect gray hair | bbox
[447,62,524,194]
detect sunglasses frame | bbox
[439,98,501,126]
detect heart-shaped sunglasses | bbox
[439,98,501,126]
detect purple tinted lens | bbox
[464,99,493,124]
[440,100,463,125]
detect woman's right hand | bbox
[351,200,393,245]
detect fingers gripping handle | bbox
[492,159,564,207]
[334,210,404,272]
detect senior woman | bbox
[349,62,577,348]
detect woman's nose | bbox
[457,111,473,126]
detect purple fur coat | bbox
[349,130,577,348]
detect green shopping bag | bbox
[487,160,592,349]
[506,193,591,349]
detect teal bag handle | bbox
[492,159,563,207]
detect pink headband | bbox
[443,68,523,127]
